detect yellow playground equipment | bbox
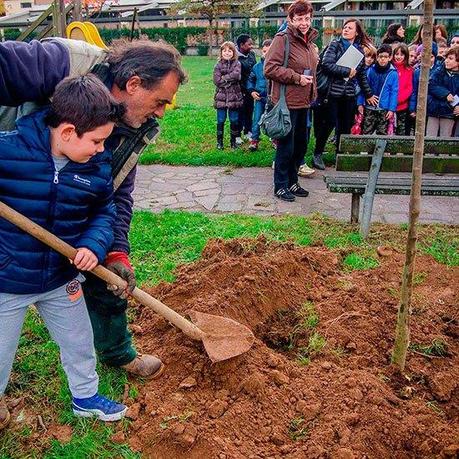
[65,21,177,109]
[66,21,108,49]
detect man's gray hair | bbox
[107,39,187,90]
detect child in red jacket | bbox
[393,44,414,135]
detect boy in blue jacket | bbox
[247,39,272,151]
[426,46,459,137]
[358,44,399,135]
[0,75,127,430]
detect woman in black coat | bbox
[312,19,377,170]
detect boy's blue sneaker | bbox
[72,394,127,422]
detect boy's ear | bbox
[125,76,142,95]
[59,123,77,141]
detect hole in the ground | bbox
[256,302,325,365]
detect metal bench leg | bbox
[351,193,360,223]
[360,139,387,238]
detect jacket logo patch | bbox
[73,174,91,186]
[66,279,82,302]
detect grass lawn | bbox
[140,56,335,167]
[1,210,457,458]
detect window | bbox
[21,2,32,7]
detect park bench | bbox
[323,134,459,237]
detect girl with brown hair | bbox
[213,41,243,150]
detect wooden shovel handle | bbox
[0,201,204,341]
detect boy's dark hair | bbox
[46,75,125,137]
[287,0,313,20]
[377,44,393,56]
[236,34,251,48]
[262,39,273,48]
[107,39,187,90]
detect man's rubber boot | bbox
[230,122,239,149]
[216,123,224,150]
[121,354,164,379]
[0,397,10,430]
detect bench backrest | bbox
[337,135,459,174]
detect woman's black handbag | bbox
[259,34,292,140]
[316,45,330,96]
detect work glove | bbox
[105,251,136,299]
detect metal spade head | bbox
[188,310,255,363]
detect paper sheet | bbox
[336,46,364,81]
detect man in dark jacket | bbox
[0,38,187,378]
[236,34,257,142]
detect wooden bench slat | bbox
[339,134,459,155]
[336,154,459,174]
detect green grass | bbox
[139,56,334,167]
[343,253,379,271]
[2,210,457,457]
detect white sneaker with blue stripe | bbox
[72,394,127,421]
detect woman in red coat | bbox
[392,44,414,136]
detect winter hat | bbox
[416,42,438,57]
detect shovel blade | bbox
[188,310,255,363]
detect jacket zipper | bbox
[41,162,60,291]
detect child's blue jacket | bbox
[427,64,458,119]
[358,63,399,111]
[247,59,268,98]
[0,109,115,294]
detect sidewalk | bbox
[133,165,458,225]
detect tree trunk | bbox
[391,0,434,371]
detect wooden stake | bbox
[392,0,434,371]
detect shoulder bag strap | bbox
[279,34,290,103]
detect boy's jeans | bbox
[251,99,266,142]
[0,276,98,398]
[217,108,239,124]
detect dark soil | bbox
[122,237,458,459]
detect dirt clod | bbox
[179,376,198,389]
[208,400,228,419]
[126,403,141,420]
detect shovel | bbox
[0,201,255,363]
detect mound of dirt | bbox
[123,237,458,459]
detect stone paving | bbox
[133,165,458,225]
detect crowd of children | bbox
[212,24,459,159]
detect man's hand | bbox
[385,110,394,120]
[105,251,136,299]
[367,95,379,107]
[251,91,261,101]
[349,68,357,79]
[454,106,459,116]
[358,105,364,115]
[446,93,454,103]
[410,112,416,118]
[72,248,98,271]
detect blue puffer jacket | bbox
[0,109,115,294]
[427,64,459,119]
[358,63,399,111]
[409,62,441,113]
[247,59,268,99]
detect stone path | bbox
[133,165,458,225]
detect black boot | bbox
[230,123,239,149]
[312,154,326,170]
[216,123,224,150]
